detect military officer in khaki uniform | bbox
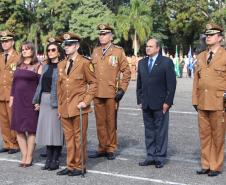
[0,30,19,154]
[89,24,131,160]
[192,23,226,177]
[56,32,97,176]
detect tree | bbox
[36,0,80,46]
[116,0,152,56]
[69,0,115,54]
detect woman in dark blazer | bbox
[33,38,65,170]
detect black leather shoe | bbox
[196,169,210,175]
[106,152,116,160]
[57,168,72,176]
[8,149,20,154]
[208,170,220,177]
[155,161,164,168]
[68,169,86,176]
[0,148,9,153]
[139,160,155,166]
[88,151,107,158]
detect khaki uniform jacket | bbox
[57,54,97,118]
[192,47,226,110]
[0,50,19,101]
[91,44,131,98]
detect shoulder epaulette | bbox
[113,44,122,49]
[83,55,91,60]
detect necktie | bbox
[67,59,73,75]
[207,51,214,65]
[4,53,8,64]
[148,58,153,74]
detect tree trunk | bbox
[34,31,38,54]
[133,31,138,56]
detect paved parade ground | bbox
[0,78,225,185]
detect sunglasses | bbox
[47,48,57,52]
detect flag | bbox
[174,45,180,77]
[188,46,193,71]
[162,45,166,56]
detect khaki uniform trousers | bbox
[61,113,88,171]
[0,101,18,149]
[94,98,117,153]
[198,110,225,171]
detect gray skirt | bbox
[36,93,64,146]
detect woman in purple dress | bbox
[9,42,42,167]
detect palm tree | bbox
[116,0,152,56]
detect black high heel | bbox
[41,160,51,170]
[49,160,59,171]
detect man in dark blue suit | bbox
[136,38,176,168]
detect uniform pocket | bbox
[214,66,226,77]
[75,74,84,80]
[216,91,224,97]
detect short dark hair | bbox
[46,42,65,63]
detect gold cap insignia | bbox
[48,37,55,42]
[1,31,7,37]
[206,24,212,30]
[99,24,106,30]
[63,33,70,40]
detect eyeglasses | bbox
[47,48,57,52]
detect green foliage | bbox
[116,0,152,55]
[70,0,114,42]
[0,0,225,55]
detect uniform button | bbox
[205,89,208,92]
[67,78,69,81]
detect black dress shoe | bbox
[155,161,164,168]
[196,169,210,175]
[8,149,20,154]
[57,168,72,176]
[139,160,155,166]
[0,148,9,153]
[106,152,116,160]
[88,151,106,158]
[68,169,86,176]
[208,170,220,177]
